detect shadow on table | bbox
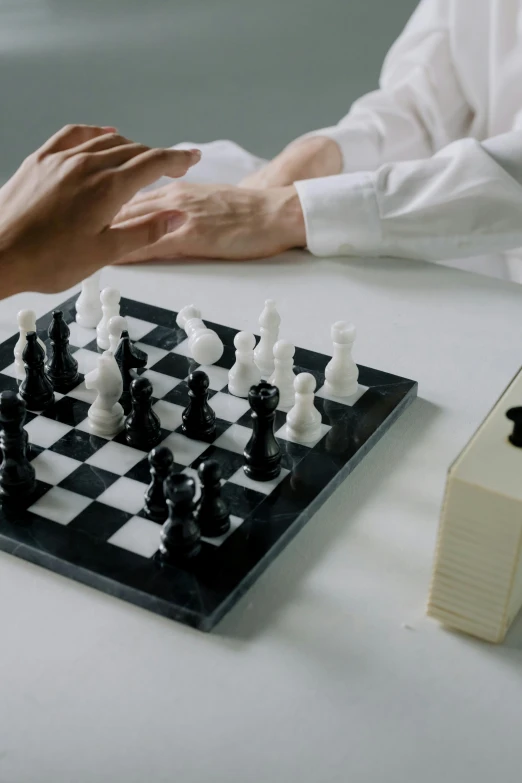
[216,395,442,642]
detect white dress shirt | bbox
[293,0,522,281]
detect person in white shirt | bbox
[114,0,522,282]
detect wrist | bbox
[269,186,307,249]
[0,239,24,299]
[280,135,343,179]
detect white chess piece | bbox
[14,310,47,378]
[286,373,322,443]
[85,351,124,436]
[228,332,262,398]
[176,304,223,365]
[108,315,128,355]
[96,287,121,351]
[324,321,359,397]
[254,299,281,376]
[76,270,103,329]
[268,340,296,410]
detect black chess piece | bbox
[159,472,201,560]
[19,332,54,411]
[506,407,522,447]
[244,381,282,481]
[195,459,230,537]
[181,371,216,440]
[144,445,174,522]
[45,310,79,392]
[0,392,36,501]
[114,331,148,392]
[124,376,162,450]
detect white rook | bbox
[176,304,223,365]
[324,321,359,397]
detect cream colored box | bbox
[427,367,522,643]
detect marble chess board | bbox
[0,295,417,630]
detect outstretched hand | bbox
[113,182,306,263]
[0,124,201,297]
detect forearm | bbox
[294,131,522,260]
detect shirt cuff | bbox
[295,124,380,174]
[294,172,381,257]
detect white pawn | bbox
[85,351,124,437]
[268,340,296,410]
[228,332,262,398]
[108,315,128,355]
[96,287,121,351]
[76,270,103,329]
[254,299,281,377]
[324,321,359,397]
[176,304,223,365]
[14,310,47,378]
[286,373,322,443]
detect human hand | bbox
[238,136,342,189]
[0,124,201,296]
[113,182,306,263]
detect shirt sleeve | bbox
[297,0,472,173]
[294,132,522,260]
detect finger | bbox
[113,196,166,225]
[101,210,186,261]
[89,143,184,172]
[64,133,134,157]
[38,124,117,155]
[115,148,201,202]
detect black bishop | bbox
[46,310,79,392]
[19,332,54,411]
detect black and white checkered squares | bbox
[0,293,417,631]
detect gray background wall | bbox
[0,0,418,181]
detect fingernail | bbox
[188,148,202,159]
[102,125,117,132]
[167,212,185,232]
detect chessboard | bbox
[0,294,417,631]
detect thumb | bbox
[102,210,185,260]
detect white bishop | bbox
[85,351,124,436]
[14,310,47,378]
[96,287,121,351]
[254,299,281,377]
[76,270,103,329]
[268,340,296,410]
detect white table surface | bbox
[1,254,522,783]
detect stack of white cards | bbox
[428,365,522,643]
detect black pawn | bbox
[159,472,201,560]
[114,331,148,392]
[0,392,36,501]
[195,459,230,537]
[124,376,161,450]
[244,381,282,482]
[46,310,79,392]
[506,407,522,447]
[182,371,216,440]
[19,332,54,411]
[144,446,174,522]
